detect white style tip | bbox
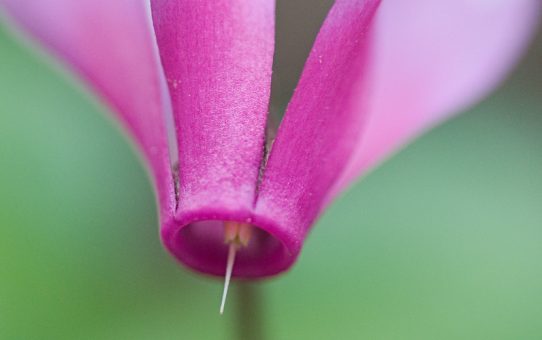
[220,242,237,315]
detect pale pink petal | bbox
[330,0,540,198]
[0,0,175,216]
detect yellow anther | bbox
[224,221,253,247]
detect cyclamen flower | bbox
[1,0,538,311]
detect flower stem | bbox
[235,282,265,340]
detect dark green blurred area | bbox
[1,8,542,340]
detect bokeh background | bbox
[1,2,541,339]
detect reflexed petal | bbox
[254,0,381,267]
[330,0,540,198]
[152,0,277,276]
[0,0,176,216]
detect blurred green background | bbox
[1,2,542,339]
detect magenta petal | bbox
[0,0,176,216]
[253,0,381,268]
[330,0,541,197]
[151,1,279,276]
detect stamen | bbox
[220,221,253,314]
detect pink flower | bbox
[1,0,538,293]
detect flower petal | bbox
[0,0,175,216]
[151,1,277,276]
[330,0,540,198]
[254,0,381,266]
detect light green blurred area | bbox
[1,9,542,340]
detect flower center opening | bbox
[170,218,289,278]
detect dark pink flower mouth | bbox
[164,215,295,278]
[0,0,538,284]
